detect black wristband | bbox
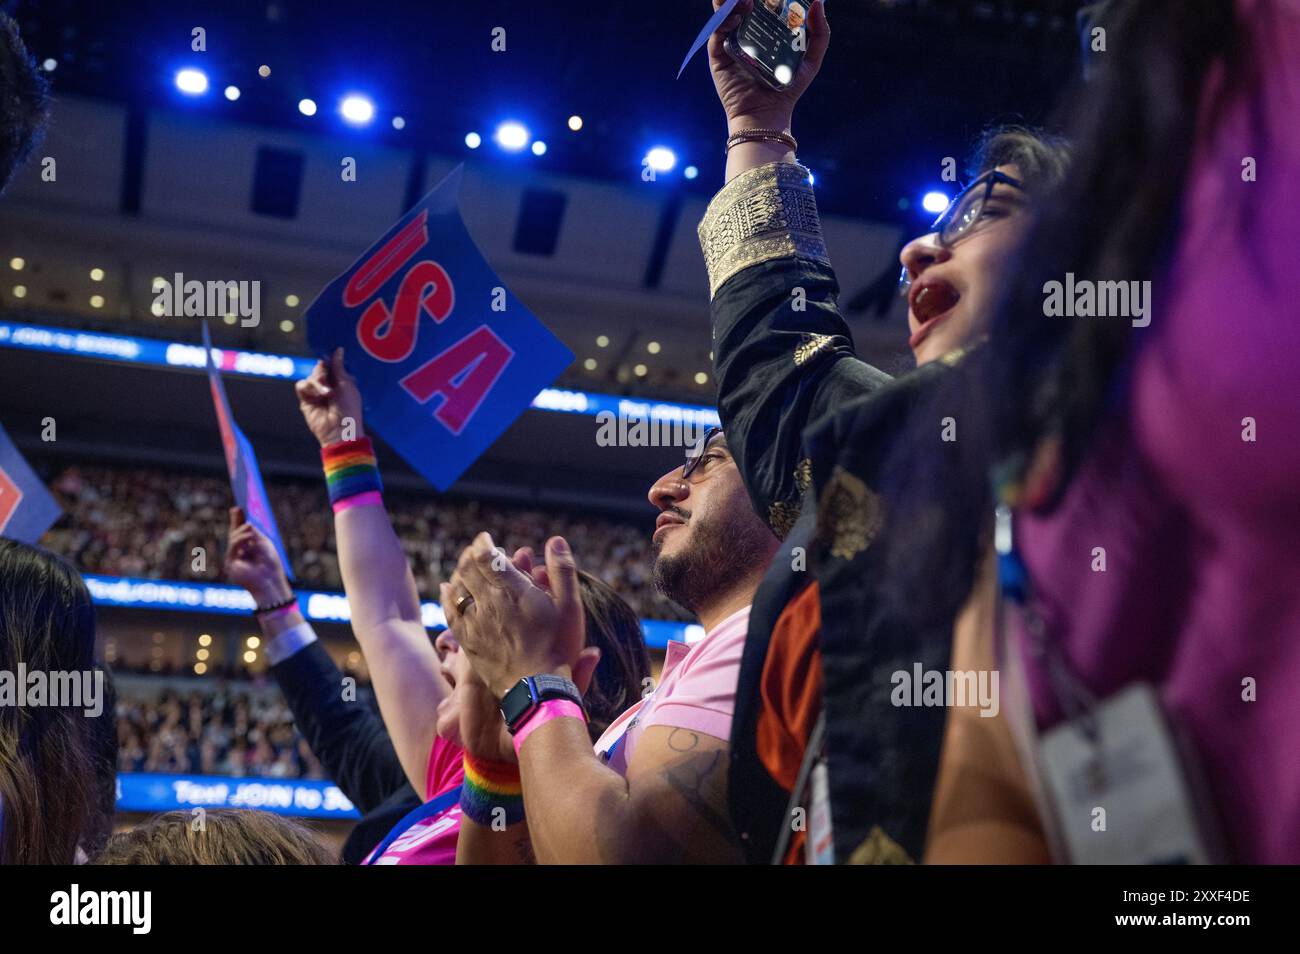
[254,595,297,616]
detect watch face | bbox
[500,678,537,731]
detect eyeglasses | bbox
[682,426,723,481]
[898,170,1026,294]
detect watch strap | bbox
[500,674,584,735]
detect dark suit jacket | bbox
[270,641,421,864]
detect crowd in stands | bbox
[115,680,331,780]
[40,463,688,621]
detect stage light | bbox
[583,358,597,370]
[494,122,530,152]
[568,115,583,131]
[197,648,210,661]
[684,165,699,180]
[922,191,950,214]
[9,257,23,270]
[224,85,241,101]
[695,372,709,385]
[647,341,661,354]
[89,294,104,309]
[465,131,482,149]
[285,294,300,307]
[12,285,27,298]
[258,65,271,78]
[243,650,256,664]
[645,147,677,173]
[280,320,295,333]
[298,98,318,117]
[532,140,548,156]
[195,662,207,675]
[150,301,166,316]
[175,68,209,96]
[247,635,260,649]
[596,335,610,348]
[42,58,57,72]
[340,94,376,126]
[90,267,104,281]
[392,116,406,130]
[199,634,212,647]
[634,364,649,377]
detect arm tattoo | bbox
[667,728,701,752]
[660,744,738,844]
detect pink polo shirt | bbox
[595,605,750,775]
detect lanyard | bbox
[994,502,1101,739]
[363,785,463,865]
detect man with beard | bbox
[443,428,780,863]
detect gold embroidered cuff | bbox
[697,161,829,299]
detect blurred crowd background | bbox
[115,678,330,780]
[39,462,686,621]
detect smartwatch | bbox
[500,674,584,735]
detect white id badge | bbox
[1036,683,1211,864]
[805,758,835,865]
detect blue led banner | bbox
[82,574,692,649]
[116,772,359,819]
[0,319,720,428]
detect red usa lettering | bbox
[356,260,456,362]
[344,210,430,308]
[400,326,513,435]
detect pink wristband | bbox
[512,700,586,756]
[332,490,384,514]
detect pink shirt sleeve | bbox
[640,625,746,742]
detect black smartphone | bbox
[724,0,809,91]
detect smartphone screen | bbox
[732,0,808,88]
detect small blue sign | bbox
[305,165,574,491]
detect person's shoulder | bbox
[684,607,752,666]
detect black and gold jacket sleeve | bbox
[698,161,896,864]
[698,161,892,540]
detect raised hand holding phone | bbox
[705,0,829,180]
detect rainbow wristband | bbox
[512,699,586,757]
[322,437,383,513]
[459,753,525,828]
